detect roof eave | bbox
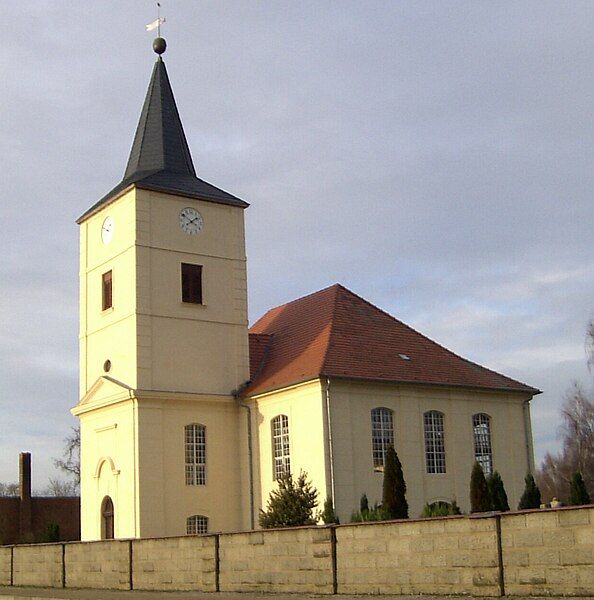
[243,373,541,399]
[76,180,249,225]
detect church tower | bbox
[72,38,251,540]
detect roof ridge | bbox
[325,285,540,393]
[251,283,342,328]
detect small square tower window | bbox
[181,263,203,304]
[102,270,112,311]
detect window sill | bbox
[102,307,114,315]
[180,301,208,307]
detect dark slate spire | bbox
[78,42,247,223]
[123,57,196,181]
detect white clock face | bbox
[179,207,204,235]
[101,216,114,244]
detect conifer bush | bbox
[487,471,510,512]
[420,500,462,517]
[470,461,491,512]
[382,446,408,519]
[518,473,542,509]
[321,496,339,524]
[259,471,319,528]
[360,493,369,514]
[569,472,591,505]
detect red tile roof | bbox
[244,284,540,397]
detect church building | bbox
[72,39,540,541]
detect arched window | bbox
[371,407,394,469]
[101,496,114,540]
[473,413,493,475]
[424,411,446,474]
[271,415,290,480]
[185,424,206,485]
[186,514,208,535]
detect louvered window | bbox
[181,263,203,304]
[102,270,112,310]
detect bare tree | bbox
[41,478,78,497]
[537,383,594,503]
[586,319,594,371]
[53,427,80,486]
[0,482,19,496]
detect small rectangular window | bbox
[181,263,203,304]
[102,270,113,311]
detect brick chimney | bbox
[19,452,32,540]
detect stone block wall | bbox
[65,540,129,590]
[0,547,11,585]
[1,506,593,597]
[502,506,593,596]
[336,515,500,597]
[13,544,62,587]
[132,535,216,591]
[219,527,334,594]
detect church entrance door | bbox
[101,496,114,539]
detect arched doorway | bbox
[101,496,114,539]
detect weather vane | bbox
[146,2,167,55]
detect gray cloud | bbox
[1,1,592,488]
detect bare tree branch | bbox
[53,427,80,486]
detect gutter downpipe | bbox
[324,377,336,506]
[238,398,255,530]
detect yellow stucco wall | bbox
[327,379,534,520]
[76,392,138,541]
[75,185,250,540]
[249,381,329,522]
[79,189,138,396]
[135,395,245,537]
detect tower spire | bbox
[77,37,247,223]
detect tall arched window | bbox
[186,514,208,535]
[185,424,206,485]
[473,413,493,475]
[424,411,446,474]
[371,407,394,469]
[101,496,114,540]
[271,414,290,480]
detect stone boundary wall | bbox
[132,536,217,592]
[65,540,129,590]
[0,547,11,586]
[501,505,593,596]
[337,515,500,596]
[12,544,62,588]
[0,505,591,596]
[219,527,334,594]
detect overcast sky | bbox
[0,1,592,491]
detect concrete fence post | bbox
[214,534,220,592]
[128,539,133,590]
[330,526,337,594]
[494,514,505,597]
[61,543,66,588]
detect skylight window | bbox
[398,353,411,361]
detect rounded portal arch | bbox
[101,496,114,540]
